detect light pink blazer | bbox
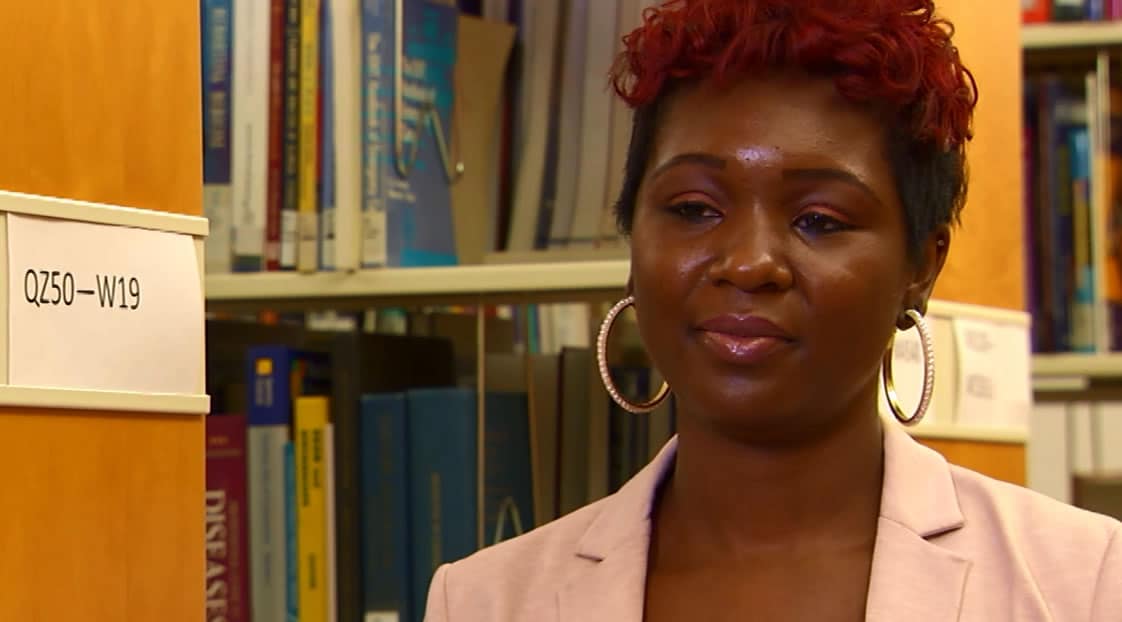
[423,422,1122,621]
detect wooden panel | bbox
[0,1,203,622]
[918,437,1027,486]
[0,409,204,622]
[930,0,1025,311]
[0,1,201,216]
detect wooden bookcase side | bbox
[0,2,205,622]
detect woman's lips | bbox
[696,314,794,365]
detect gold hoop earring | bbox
[596,296,671,414]
[882,308,934,426]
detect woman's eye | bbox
[793,211,850,235]
[669,201,720,223]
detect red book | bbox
[1023,0,1051,22]
[206,414,251,622]
[265,0,287,270]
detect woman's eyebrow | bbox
[782,167,884,207]
[649,152,727,181]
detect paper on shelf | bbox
[952,315,1032,429]
[6,213,203,396]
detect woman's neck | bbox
[653,394,885,564]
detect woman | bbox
[425,0,1122,619]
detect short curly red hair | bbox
[608,0,979,257]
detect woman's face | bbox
[629,73,947,443]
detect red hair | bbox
[611,0,978,150]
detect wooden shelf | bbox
[1022,22,1122,50]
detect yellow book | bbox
[297,0,320,273]
[295,395,329,622]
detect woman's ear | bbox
[901,225,951,329]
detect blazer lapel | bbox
[557,438,678,622]
[864,518,971,621]
[558,534,651,621]
[865,422,973,621]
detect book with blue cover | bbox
[406,388,534,622]
[361,0,459,267]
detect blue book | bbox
[361,0,458,267]
[360,0,392,268]
[319,0,337,270]
[201,0,232,186]
[201,0,233,272]
[284,440,299,622]
[406,388,534,622]
[359,393,413,622]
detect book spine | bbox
[206,414,251,622]
[266,0,288,270]
[1070,124,1095,353]
[482,392,535,547]
[324,423,338,622]
[391,0,459,267]
[232,0,271,271]
[295,396,329,622]
[330,0,363,272]
[202,0,233,274]
[319,0,337,271]
[407,388,477,622]
[285,441,300,622]
[359,393,412,622]
[360,0,391,268]
[297,0,322,273]
[248,425,289,622]
[281,0,302,270]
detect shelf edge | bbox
[0,385,210,415]
[0,189,209,237]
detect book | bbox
[206,414,251,622]
[295,396,330,622]
[407,388,534,622]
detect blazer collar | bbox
[559,439,676,621]
[561,419,972,621]
[865,420,971,620]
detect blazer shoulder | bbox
[940,465,1122,618]
[948,462,1121,539]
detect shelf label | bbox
[6,213,203,395]
[952,316,1031,429]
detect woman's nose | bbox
[705,210,794,293]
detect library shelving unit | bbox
[206,0,1032,489]
[1020,20,1122,508]
[0,2,205,622]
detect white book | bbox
[248,425,288,622]
[232,0,271,268]
[323,0,362,272]
[506,0,562,251]
[566,0,618,248]
[547,0,589,249]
